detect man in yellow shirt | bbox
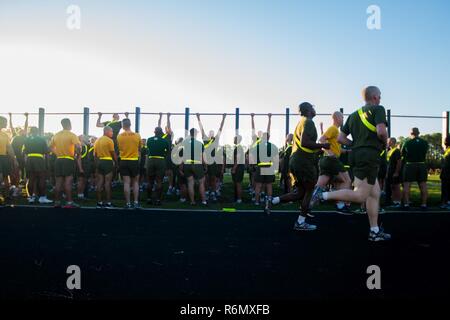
[94,126,117,208]
[117,118,142,209]
[316,111,352,214]
[0,116,18,203]
[50,118,81,208]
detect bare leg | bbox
[64,176,74,202]
[132,176,140,203]
[104,173,113,203]
[199,177,206,202]
[402,182,411,205]
[419,181,428,206]
[123,176,131,203]
[55,177,64,202]
[187,176,195,203]
[365,180,380,228]
[96,174,104,202]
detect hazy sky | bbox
[1,0,449,146]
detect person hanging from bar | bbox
[231,134,245,203]
[196,113,226,202]
[249,113,272,202]
[0,116,18,205]
[157,113,175,196]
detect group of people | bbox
[0,85,447,241]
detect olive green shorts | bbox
[289,152,318,184]
[0,155,12,176]
[254,165,275,184]
[183,164,205,180]
[207,163,221,177]
[26,156,46,173]
[403,162,428,183]
[97,159,114,176]
[319,156,346,177]
[349,148,380,185]
[54,158,75,177]
[119,160,140,178]
[232,164,245,183]
[147,158,166,178]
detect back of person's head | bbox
[445,136,450,147]
[122,118,131,129]
[104,126,113,138]
[0,116,7,129]
[113,113,120,121]
[411,127,420,137]
[61,118,71,130]
[29,126,39,136]
[363,86,381,105]
[234,134,242,144]
[155,127,163,136]
[262,132,270,141]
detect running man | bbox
[310,86,391,241]
[146,127,170,205]
[23,127,52,204]
[196,113,226,201]
[401,127,429,210]
[94,126,117,208]
[117,118,142,209]
[385,137,402,208]
[50,118,82,208]
[316,111,352,214]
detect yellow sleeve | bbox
[324,126,338,140]
[108,139,115,152]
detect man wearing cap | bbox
[94,126,117,208]
[50,118,81,208]
[310,86,391,241]
[401,127,429,210]
[117,118,142,209]
[23,126,52,204]
[146,127,170,205]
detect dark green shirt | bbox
[342,105,387,151]
[11,135,26,157]
[387,148,401,174]
[103,120,122,140]
[147,135,170,158]
[401,137,429,163]
[23,135,48,155]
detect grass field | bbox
[10,172,446,211]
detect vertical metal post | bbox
[235,107,240,135]
[185,107,190,135]
[135,107,141,133]
[387,109,391,137]
[339,108,344,129]
[339,107,344,115]
[83,107,90,136]
[443,111,449,149]
[38,107,45,135]
[285,107,290,136]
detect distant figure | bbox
[385,137,402,208]
[401,127,429,210]
[440,136,450,209]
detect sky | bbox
[0,0,449,147]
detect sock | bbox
[272,197,280,205]
[67,201,73,205]
[370,226,380,233]
[107,202,111,205]
[393,201,400,205]
[336,202,345,209]
[297,215,306,224]
[322,192,329,200]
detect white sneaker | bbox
[236,199,242,204]
[39,197,53,204]
[27,196,36,204]
[180,198,186,203]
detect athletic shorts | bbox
[378,162,387,180]
[183,164,205,180]
[26,156,46,173]
[0,155,12,176]
[349,148,380,185]
[207,163,221,177]
[289,151,318,184]
[319,156,346,177]
[254,165,275,184]
[232,164,245,183]
[97,159,114,176]
[147,158,166,178]
[403,162,428,183]
[54,158,75,177]
[119,160,140,178]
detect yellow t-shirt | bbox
[50,130,80,158]
[117,131,141,159]
[94,135,115,159]
[323,125,341,157]
[0,130,10,156]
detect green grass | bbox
[10,172,445,210]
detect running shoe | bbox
[63,202,80,209]
[293,221,317,231]
[309,186,325,208]
[38,196,53,204]
[368,228,392,242]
